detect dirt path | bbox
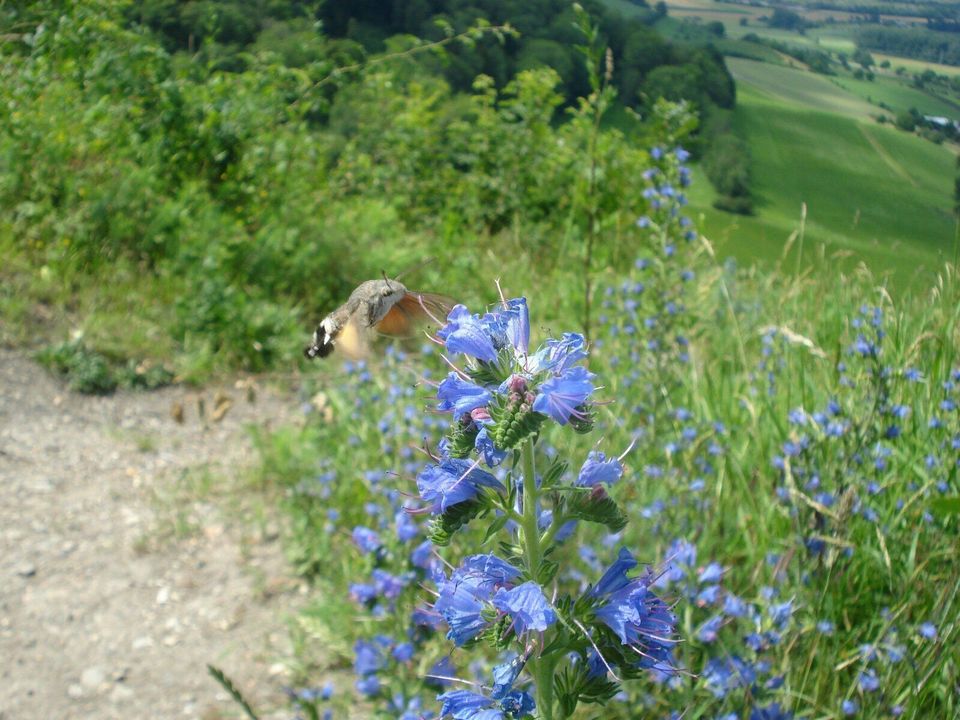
[0,349,303,720]
[859,125,918,187]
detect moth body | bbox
[304,277,450,361]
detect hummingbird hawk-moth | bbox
[304,275,452,360]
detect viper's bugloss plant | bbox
[412,295,677,719]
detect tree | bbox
[768,7,807,31]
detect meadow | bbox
[2,3,959,720]
[595,0,960,291]
[686,62,957,288]
[260,161,960,720]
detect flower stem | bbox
[520,438,542,579]
[519,438,554,720]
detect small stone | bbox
[156,586,170,605]
[81,666,106,689]
[110,684,134,703]
[132,636,153,650]
[15,563,36,578]
[67,684,84,699]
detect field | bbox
[690,60,957,284]
[832,72,960,118]
[623,0,960,288]
[873,52,960,77]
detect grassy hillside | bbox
[688,61,957,284]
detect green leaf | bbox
[207,665,260,720]
[540,458,570,490]
[481,514,509,545]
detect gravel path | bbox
[0,349,302,720]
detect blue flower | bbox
[427,656,457,688]
[411,539,435,569]
[438,305,498,363]
[493,581,556,633]
[491,654,526,700]
[532,366,595,425]
[393,642,415,662]
[698,562,724,584]
[918,622,937,639]
[593,563,677,670]
[503,298,530,354]
[355,674,380,696]
[589,547,638,598]
[436,690,494,718]
[702,656,755,698]
[723,594,749,618]
[354,639,384,677]
[350,583,376,604]
[531,333,587,374]
[769,599,794,627]
[436,686,535,720]
[751,703,792,720]
[352,526,381,554]
[697,615,723,643]
[395,509,420,542]
[858,669,880,692]
[435,577,491,646]
[372,569,408,600]
[417,459,504,513]
[696,584,721,605]
[438,373,492,416]
[576,451,624,487]
[455,554,523,591]
[498,690,535,717]
[475,426,507,467]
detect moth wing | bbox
[375,301,416,337]
[375,292,455,338]
[408,292,456,324]
[336,317,371,359]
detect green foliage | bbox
[34,339,174,394]
[767,7,809,32]
[428,499,487,546]
[35,340,118,395]
[743,33,835,75]
[207,664,260,720]
[319,0,734,115]
[564,486,629,531]
[701,111,753,214]
[857,25,960,67]
[490,394,546,450]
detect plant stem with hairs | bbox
[574,6,613,342]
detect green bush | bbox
[35,340,118,395]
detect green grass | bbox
[690,67,958,286]
[716,39,788,65]
[259,228,960,719]
[599,0,650,18]
[874,52,960,78]
[830,72,960,118]
[726,57,877,118]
